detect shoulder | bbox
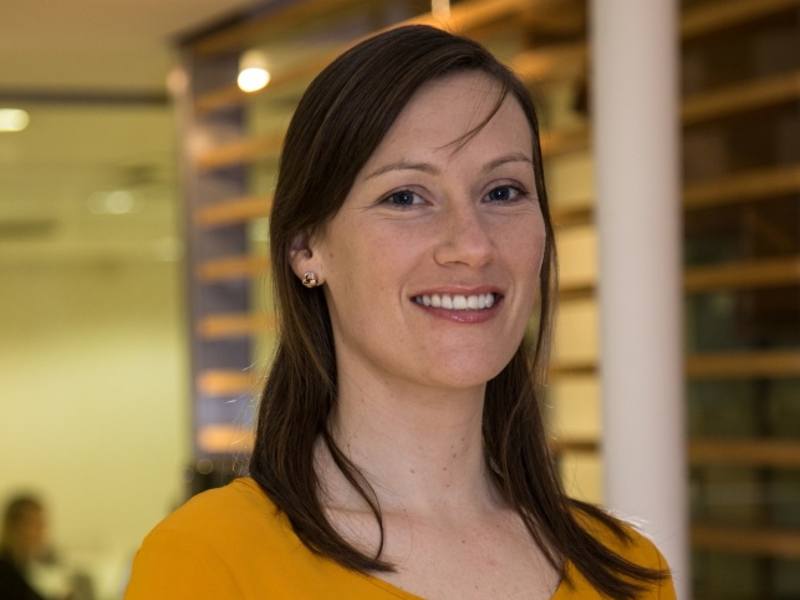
[570,503,667,569]
[144,477,282,541]
[565,502,677,598]
[124,477,297,599]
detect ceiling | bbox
[0,0,259,263]
[0,0,260,91]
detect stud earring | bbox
[301,271,320,288]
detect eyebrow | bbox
[363,151,534,181]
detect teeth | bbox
[414,293,499,311]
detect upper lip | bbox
[410,285,505,298]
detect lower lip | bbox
[410,296,504,323]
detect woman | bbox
[126,25,675,599]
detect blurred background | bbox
[0,0,798,599]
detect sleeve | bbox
[123,526,245,600]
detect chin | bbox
[423,354,512,389]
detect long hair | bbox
[249,24,670,599]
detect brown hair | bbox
[1,493,42,551]
[250,24,671,599]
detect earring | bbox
[301,271,320,288]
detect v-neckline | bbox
[239,477,573,599]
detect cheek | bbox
[323,231,398,331]
[499,211,546,268]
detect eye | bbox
[380,189,425,208]
[484,185,526,203]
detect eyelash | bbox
[379,185,528,209]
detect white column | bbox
[590,2,689,598]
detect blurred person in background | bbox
[0,493,48,600]
[0,493,88,600]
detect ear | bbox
[288,230,323,281]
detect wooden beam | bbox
[195,195,272,228]
[197,424,255,454]
[190,0,373,57]
[549,436,800,469]
[681,0,800,40]
[552,163,800,226]
[539,126,590,157]
[196,255,270,282]
[549,437,600,454]
[548,360,598,377]
[683,70,800,125]
[692,524,800,559]
[687,350,800,379]
[554,256,800,297]
[551,204,593,228]
[684,163,800,210]
[511,42,588,84]
[197,312,275,339]
[691,438,800,468]
[194,133,282,172]
[684,255,800,293]
[558,279,595,301]
[550,350,800,380]
[198,370,259,396]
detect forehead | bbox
[362,71,532,171]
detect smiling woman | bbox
[125,24,675,600]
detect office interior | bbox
[1,0,798,598]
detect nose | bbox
[433,200,495,269]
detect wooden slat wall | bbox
[691,525,800,560]
[191,69,800,173]
[181,1,800,583]
[191,0,800,114]
[681,0,800,40]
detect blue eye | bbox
[485,185,525,203]
[381,189,423,208]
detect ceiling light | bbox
[237,50,271,93]
[0,109,30,132]
[88,190,136,215]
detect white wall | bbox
[0,257,189,599]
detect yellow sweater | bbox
[125,477,675,599]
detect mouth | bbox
[410,291,504,311]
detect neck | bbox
[314,359,506,519]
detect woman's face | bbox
[296,70,546,390]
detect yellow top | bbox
[125,476,676,599]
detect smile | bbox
[412,292,499,310]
